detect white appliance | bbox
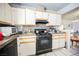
[0,27,17,36]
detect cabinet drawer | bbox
[19,41,36,44]
[59,39,65,48]
[17,37,36,42]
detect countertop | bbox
[0,32,66,49]
[53,32,66,34]
[19,33,36,37]
[0,35,18,49]
[0,33,36,49]
[52,32,66,39]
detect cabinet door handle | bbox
[20,41,35,44]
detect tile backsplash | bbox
[17,25,49,34]
[16,25,60,34]
[23,26,35,33]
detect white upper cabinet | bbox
[12,7,25,25]
[12,8,35,25]
[54,14,61,25]
[42,12,49,19]
[47,13,61,26]
[35,11,43,19]
[47,13,56,25]
[4,4,12,24]
[0,4,5,21]
[11,7,16,25]
[35,11,48,20]
[0,4,11,24]
[25,8,35,25]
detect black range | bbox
[35,29,52,55]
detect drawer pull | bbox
[20,41,35,44]
[19,38,35,40]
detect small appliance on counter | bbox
[0,27,17,36]
[49,27,57,33]
[49,26,64,34]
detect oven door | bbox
[36,35,52,54]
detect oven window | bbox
[41,40,48,44]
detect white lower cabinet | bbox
[52,39,65,49]
[52,39,59,49]
[17,37,36,56]
[59,39,65,48]
[19,43,36,56]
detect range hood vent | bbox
[36,20,48,24]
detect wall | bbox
[62,7,79,29]
[61,19,74,29]
[62,18,79,32]
[62,7,79,20]
[71,20,79,32]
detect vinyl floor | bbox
[39,47,79,56]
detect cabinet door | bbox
[0,39,17,56]
[18,42,36,56]
[5,39,17,56]
[17,37,36,56]
[54,14,61,25]
[47,13,61,26]
[52,39,59,49]
[0,3,5,22]
[35,11,43,19]
[42,12,49,20]
[12,7,25,25]
[59,39,65,48]
[11,7,17,25]
[35,11,48,20]
[0,4,12,24]
[47,13,56,25]
[4,4,12,24]
[25,9,35,25]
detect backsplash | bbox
[22,25,49,33]
[16,25,62,34]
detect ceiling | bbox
[20,3,70,11]
[9,3,70,11]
